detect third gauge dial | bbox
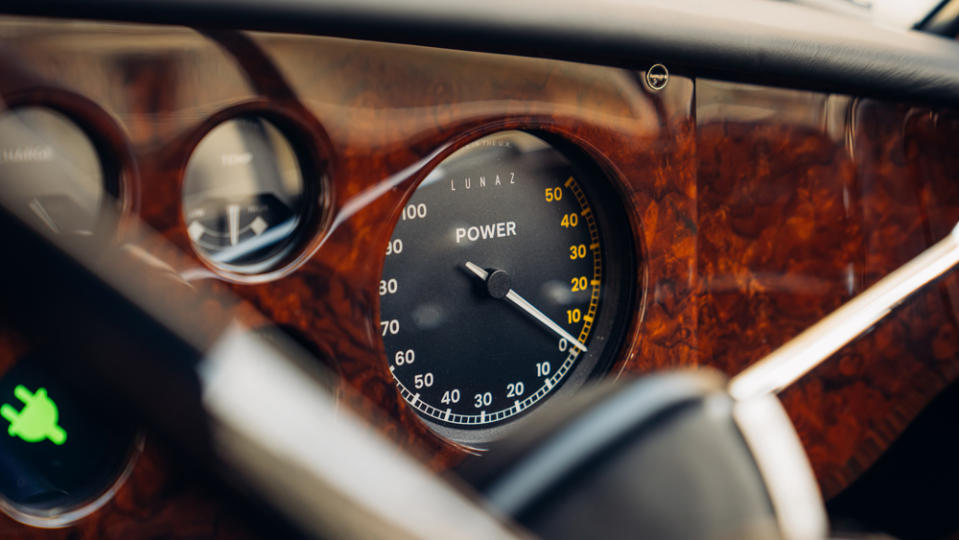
[182,115,316,275]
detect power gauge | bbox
[182,116,315,274]
[379,131,635,444]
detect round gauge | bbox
[379,130,634,443]
[0,351,139,527]
[182,116,314,274]
[0,106,112,236]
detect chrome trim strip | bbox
[733,394,827,540]
[730,223,959,401]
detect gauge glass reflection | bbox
[0,107,108,236]
[182,116,309,274]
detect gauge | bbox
[0,107,111,236]
[380,130,633,443]
[182,116,314,274]
[0,350,138,527]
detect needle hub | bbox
[485,269,511,299]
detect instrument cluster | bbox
[0,82,644,526]
[0,19,686,531]
[1,13,957,536]
[3,98,638,441]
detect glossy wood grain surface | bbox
[694,83,959,496]
[0,15,957,535]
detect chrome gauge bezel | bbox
[178,105,330,281]
[0,434,144,529]
[0,89,131,243]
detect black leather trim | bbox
[476,372,726,516]
[466,372,784,540]
[2,0,959,106]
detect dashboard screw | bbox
[645,64,669,92]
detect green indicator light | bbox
[0,385,67,445]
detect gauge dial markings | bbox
[380,130,632,438]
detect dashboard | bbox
[0,8,958,538]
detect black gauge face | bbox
[182,116,311,274]
[0,107,110,236]
[380,131,632,442]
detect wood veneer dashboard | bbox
[0,15,958,537]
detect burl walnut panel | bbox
[694,81,959,497]
[0,15,958,536]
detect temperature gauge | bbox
[182,116,313,274]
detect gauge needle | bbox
[27,198,60,234]
[227,204,240,246]
[464,261,587,352]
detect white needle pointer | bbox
[228,204,240,246]
[464,261,587,353]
